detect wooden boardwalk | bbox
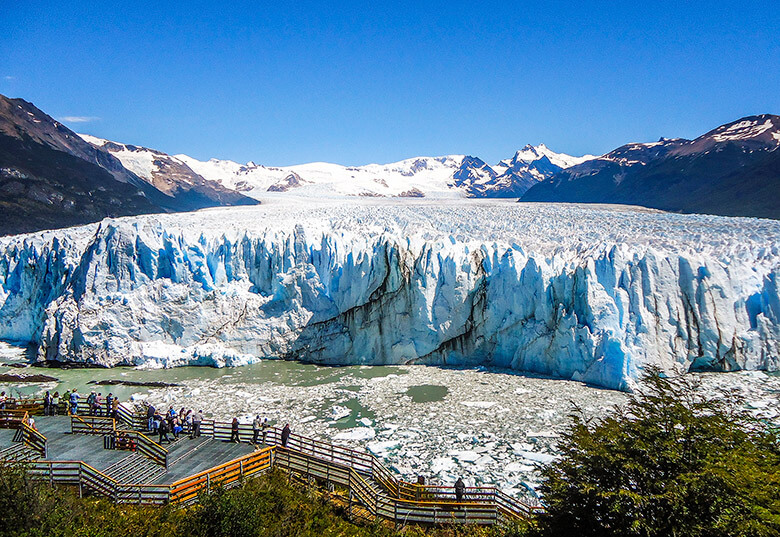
[26,415,255,484]
[0,401,542,526]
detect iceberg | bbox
[0,200,778,391]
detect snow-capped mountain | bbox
[82,139,591,200]
[522,115,780,219]
[78,134,260,207]
[497,143,595,170]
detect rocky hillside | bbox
[0,95,257,236]
[521,115,780,219]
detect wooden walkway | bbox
[0,400,542,526]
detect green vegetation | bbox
[535,370,780,537]
[0,465,522,537]
[2,370,777,537]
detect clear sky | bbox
[2,1,778,166]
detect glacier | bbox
[0,199,778,391]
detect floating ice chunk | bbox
[367,440,400,455]
[505,462,535,473]
[460,401,497,409]
[517,450,558,464]
[300,415,316,424]
[526,430,560,438]
[475,454,496,466]
[333,427,375,441]
[330,405,350,420]
[430,457,456,474]
[454,450,480,462]
[359,417,373,426]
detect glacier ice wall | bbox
[0,202,778,390]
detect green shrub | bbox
[535,370,780,537]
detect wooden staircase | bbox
[102,452,166,484]
[0,442,40,462]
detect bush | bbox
[535,370,780,537]
[0,465,521,537]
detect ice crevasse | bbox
[0,203,778,391]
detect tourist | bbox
[158,417,170,444]
[69,389,80,415]
[43,391,52,416]
[27,416,36,431]
[51,392,59,416]
[171,416,182,439]
[95,393,103,416]
[61,389,70,414]
[106,393,114,416]
[111,397,119,419]
[86,391,97,416]
[0,391,5,410]
[455,477,466,503]
[184,410,193,435]
[252,414,262,444]
[167,406,176,419]
[146,404,156,431]
[191,410,203,438]
[281,423,291,448]
[152,410,162,431]
[230,417,240,443]
[261,418,268,445]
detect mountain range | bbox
[1,93,778,236]
[521,115,780,219]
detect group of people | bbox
[38,389,120,418]
[0,389,120,418]
[142,402,291,449]
[145,404,204,444]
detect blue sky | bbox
[2,1,778,166]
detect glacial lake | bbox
[2,341,778,497]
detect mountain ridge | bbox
[87,136,588,200]
[521,114,780,219]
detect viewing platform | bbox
[0,399,541,526]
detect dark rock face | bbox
[267,172,307,192]
[0,129,166,236]
[521,115,780,220]
[87,139,258,208]
[0,94,258,236]
[397,188,425,198]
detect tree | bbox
[535,370,780,537]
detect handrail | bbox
[53,404,541,521]
[70,415,117,435]
[21,422,47,458]
[115,429,168,467]
[0,409,29,428]
[169,446,274,504]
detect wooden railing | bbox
[115,430,168,468]
[115,405,543,522]
[70,415,117,435]
[169,447,274,505]
[272,445,531,525]
[29,461,170,504]
[0,409,29,428]
[14,404,542,523]
[21,422,47,458]
[116,402,146,430]
[2,398,45,415]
